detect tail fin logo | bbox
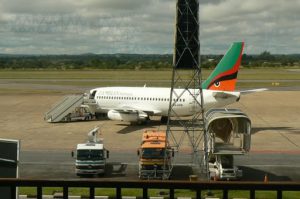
[202,42,244,91]
[214,81,220,87]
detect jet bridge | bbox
[44,94,97,123]
[205,109,251,155]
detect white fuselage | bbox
[91,87,240,118]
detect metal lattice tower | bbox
[164,0,209,178]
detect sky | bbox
[0,0,300,54]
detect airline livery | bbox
[88,42,260,123]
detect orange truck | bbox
[137,130,174,179]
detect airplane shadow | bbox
[170,166,293,181]
[170,165,194,180]
[116,118,195,134]
[103,162,127,178]
[116,120,163,134]
[239,166,291,181]
[252,127,299,135]
[77,162,128,179]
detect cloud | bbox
[0,0,300,54]
[200,0,300,54]
[1,0,76,14]
[76,0,151,12]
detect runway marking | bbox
[21,162,73,165]
[21,162,194,166]
[242,165,300,168]
[250,150,300,154]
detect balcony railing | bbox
[0,178,299,199]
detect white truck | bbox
[72,127,109,176]
[209,154,242,181]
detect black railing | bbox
[0,178,299,199]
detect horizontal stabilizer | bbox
[240,88,268,95]
[212,91,238,99]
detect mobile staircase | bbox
[205,108,252,180]
[44,94,96,123]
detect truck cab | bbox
[75,143,109,176]
[64,106,93,122]
[137,130,174,180]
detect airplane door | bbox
[189,93,198,114]
[90,90,97,99]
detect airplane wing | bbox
[102,105,161,116]
[212,89,267,100]
[240,88,268,95]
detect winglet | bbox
[202,42,244,91]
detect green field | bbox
[19,187,300,199]
[0,68,299,94]
[1,68,300,80]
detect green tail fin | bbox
[202,42,244,91]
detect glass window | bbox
[141,148,166,159]
[77,149,104,161]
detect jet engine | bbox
[107,110,148,123]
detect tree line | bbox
[0,51,299,70]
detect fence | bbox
[0,178,299,199]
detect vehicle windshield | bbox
[221,155,233,168]
[142,148,167,159]
[77,149,103,161]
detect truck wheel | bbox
[66,113,71,122]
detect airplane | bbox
[88,42,264,124]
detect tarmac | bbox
[0,90,300,181]
[0,91,299,153]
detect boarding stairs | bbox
[44,94,96,123]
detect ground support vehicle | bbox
[209,154,242,180]
[72,127,109,176]
[63,106,93,122]
[137,130,174,180]
[205,109,251,180]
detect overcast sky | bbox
[0,0,300,54]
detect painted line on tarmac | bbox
[21,162,194,166]
[21,162,73,165]
[242,164,300,168]
[250,150,300,154]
